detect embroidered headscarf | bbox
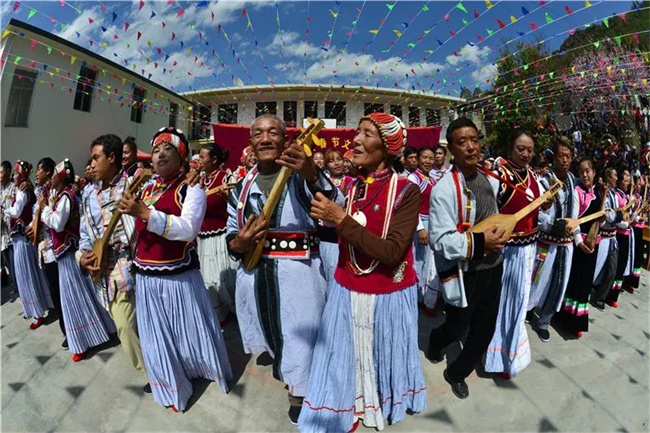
[151,127,189,159]
[359,112,408,156]
[14,160,32,179]
[54,157,75,184]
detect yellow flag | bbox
[585,0,591,7]
[70,56,76,65]
[2,29,11,39]
[122,78,126,85]
[147,40,152,47]
[369,29,379,34]
[101,42,107,48]
[485,0,493,9]
[393,29,402,37]
[55,67,60,73]
[571,66,576,73]
[510,15,517,23]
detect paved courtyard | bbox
[1,272,648,432]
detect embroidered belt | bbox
[539,232,573,245]
[506,229,539,246]
[599,227,616,238]
[261,230,320,260]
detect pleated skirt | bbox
[484,243,534,376]
[135,269,233,411]
[558,244,598,334]
[319,241,339,283]
[624,227,644,289]
[197,233,237,322]
[298,282,427,433]
[412,215,439,309]
[12,234,52,318]
[57,251,116,354]
[609,233,631,302]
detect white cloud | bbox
[471,64,498,84]
[445,45,491,66]
[270,31,321,58]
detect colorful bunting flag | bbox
[497,19,505,29]
[510,15,517,24]
[27,8,35,19]
[485,0,493,9]
[386,3,395,11]
[545,13,553,24]
[455,2,468,14]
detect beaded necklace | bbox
[143,171,183,208]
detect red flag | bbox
[632,32,640,44]
[172,32,176,41]
[137,31,142,41]
[620,12,627,23]
[474,9,479,18]
[477,34,485,42]
[565,5,573,14]
[88,17,94,24]
[124,22,129,31]
[497,19,505,29]
[139,0,144,11]
[175,9,184,18]
[529,22,538,31]
[241,7,247,16]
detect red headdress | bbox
[359,112,407,156]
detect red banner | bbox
[213,123,441,170]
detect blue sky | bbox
[1,1,636,97]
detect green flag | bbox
[456,2,468,13]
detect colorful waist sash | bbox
[261,230,320,260]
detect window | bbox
[73,64,97,112]
[325,101,346,126]
[284,101,297,127]
[5,69,37,127]
[169,102,178,128]
[426,108,441,126]
[304,101,318,119]
[255,101,277,117]
[131,86,145,123]
[390,105,402,118]
[194,105,212,139]
[408,106,420,127]
[218,103,238,124]
[364,103,384,115]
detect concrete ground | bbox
[1,272,648,433]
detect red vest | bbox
[413,170,434,216]
[134,175,198,274]
[50,188,80,259]
[9,191,35,235]
[199,170,229,236]
[335,170,418,294]
[497,165,540,244]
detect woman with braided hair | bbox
[299,113,427,432]
[40,158,116,362]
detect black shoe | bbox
[525,311,535,324]
[425,345,444,363]
[590,299,605,311]
[143,383,152,394]
[537,328,550,342]
[443,369,469,399]
[61,339,68,350]
[288,405,301,426]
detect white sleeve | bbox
[7,189,27,218]
[41,195,71,233]
[146,184,206,242]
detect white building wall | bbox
[1,28,189,174]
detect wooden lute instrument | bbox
[469,181,563,243]
[91,169,152,282]
[242,118,325,270]
[584,187,609,250]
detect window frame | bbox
[4,69,38,128]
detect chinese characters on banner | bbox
[213,123,442,170]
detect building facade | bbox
[1,19,191,173]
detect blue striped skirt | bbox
[412,215,439,308]
[197,233,237,322]
[298,281,427,433]
[57,251,116,354]
[319,241,339,283]
[484,243,534,376]
[135,269,233,411]
[11,234,52,318]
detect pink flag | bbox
[530,22,538,31]
[139,0,144,11]
[30,39,37,50]
[444,13,450,22]
[175,9,184,18]
[124,22,130,31]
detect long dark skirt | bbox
[558,245,598,334]
[623,227,643,289]
[608,233,630,303]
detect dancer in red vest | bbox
[7,160,53,329]
[119,127,232,412]
[299,113,427,432]
[197,143,236,324]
